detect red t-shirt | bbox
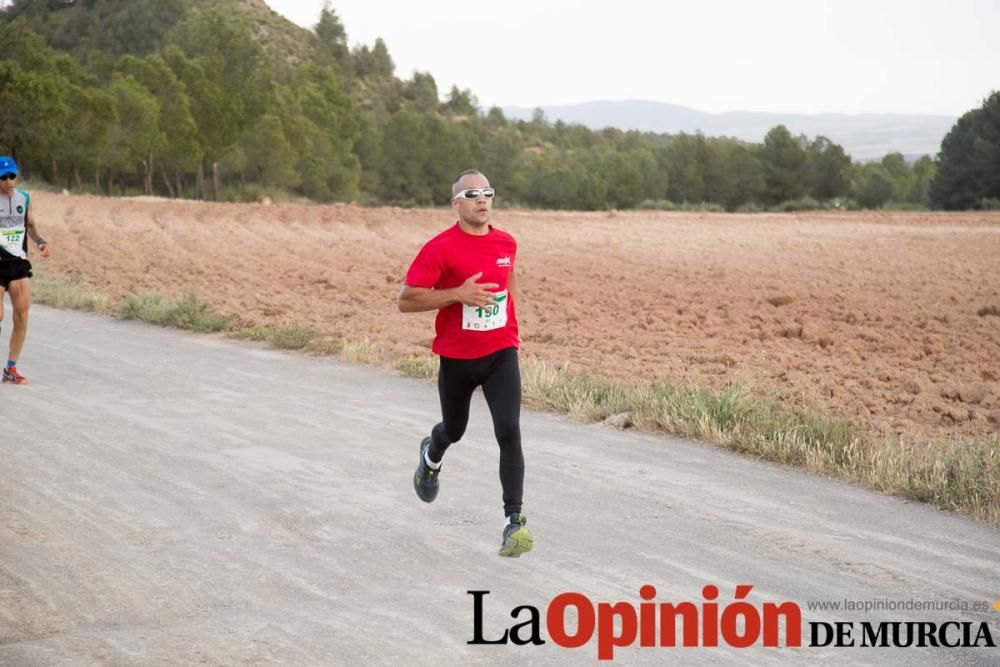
[405,223,519,359]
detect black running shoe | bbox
[499,513,534,557]
[413,437,440,502]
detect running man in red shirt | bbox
[397,169,533,557]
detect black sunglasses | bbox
[0,174,16,181]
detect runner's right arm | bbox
[397,272,499,313]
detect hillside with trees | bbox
[0,0,991,210]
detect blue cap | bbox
[0,156,17,177]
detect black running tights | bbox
[428,346,523,516]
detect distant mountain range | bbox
[502,100,956,161]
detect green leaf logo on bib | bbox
[16,206,23,214]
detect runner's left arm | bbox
[507,269,518,306]
[508,269,523,344]
[25,208,51,258]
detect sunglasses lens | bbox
[0,174,14,180]
[462,190,480,199]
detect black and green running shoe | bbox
[499,513,534,557]
[413,437,440,503]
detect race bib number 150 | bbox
[462,289,508,331]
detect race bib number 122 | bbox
[0,228,24,254]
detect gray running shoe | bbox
[413,437,440,503]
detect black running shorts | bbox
[0,259,32,289]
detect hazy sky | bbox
[265,0,998,116]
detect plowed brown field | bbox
[28,193,1000,442]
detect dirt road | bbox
[1,308,998,665]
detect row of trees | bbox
[0,3,993,210]
[0,10,362,202]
